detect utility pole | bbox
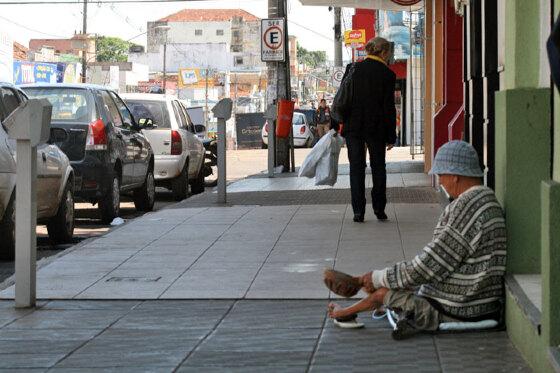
[266,0,291,172]
[81,0,87,83]
[205,67,209,128]
[162,42,167,93]
[334,7,343,67]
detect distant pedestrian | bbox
[343,37,397,222]
[314,99,331,138]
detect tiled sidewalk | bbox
[0,203,439,300]
[0,300,530,372]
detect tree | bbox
[297,43,327,68]
[96,36,138,62]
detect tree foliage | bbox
[96,36,137,62]
[297,43,327,68]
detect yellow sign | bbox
[344,29,366,45]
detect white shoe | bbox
[333,318,365,329]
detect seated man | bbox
[325,140,507,339]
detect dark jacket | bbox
[315,106,331,124]
[343,58,397,144]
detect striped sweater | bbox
[372,185,507,320]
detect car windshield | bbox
[125,100,169,129]
[23,87,94,123]
[292,114,305,125]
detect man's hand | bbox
[360,272,376,293]
[386,144,394,151]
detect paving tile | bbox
[0,353,65,369]
[50,367,176,373]
[7,309,127,330]
[435,332,531,372]
[183,351,312,368]
[177,366,306,373]
[199,328,321,352]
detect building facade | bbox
[143,9,264,72]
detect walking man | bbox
[314,99,331,138]
[344,37,396,222]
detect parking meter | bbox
[211,99,233,204]
[4,98,52,308]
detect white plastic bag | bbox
[314,131,344,186]
[298,130,333,178]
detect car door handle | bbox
[42,153,47,162]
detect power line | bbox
[0,14,68,38]
[288,19,334,42]
[0,0,198,4]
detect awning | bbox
[299,0,423,11]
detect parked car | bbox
[261,112,314,148]
[22,84,155,224]
[183,105,208,140]
[122,94,205,200]
[0,83,75,260]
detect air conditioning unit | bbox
[129,45,145,53]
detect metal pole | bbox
[15,140,37,308]
[205,68,209,128]
[162,42,167,94]
[334,7,343,67]
[217,117,226,203]
[81,0,87,83]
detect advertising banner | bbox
[0,30,13,83]
[178,68,219,89]
[377,11,423,60]
[13,61,58,85]
[235,112,265,149]
[344,29,366,46]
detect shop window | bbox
[195,29,203,36]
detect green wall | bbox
[495,88,551,273]
[541,181,560,348]
[504,0,541,89]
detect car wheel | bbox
[47,183,75,244]
[134,168,155,212]
[99,175,120,224]
[171,162,189,201]
[261,142,268,149]
[190,162,205,195]
[0,192,15,261]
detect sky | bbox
[0,0,355,60]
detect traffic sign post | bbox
[332,67,345,88]
[261,18,286,62]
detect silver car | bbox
[0,83,75,260]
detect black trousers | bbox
[346,134,387,215]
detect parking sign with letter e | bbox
[261,18,286,62]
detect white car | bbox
[0,83,75,260]
[122,94,205,200]
[261,112,314,148]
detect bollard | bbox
[3,99,52,308]
[211,99,233,204]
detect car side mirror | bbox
[194,124,206,133]
[138,118,156,129]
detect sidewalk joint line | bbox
[305,305,329,373]
[392,203,407,261]
[158,206,256,298]
[46,300,147,370]
[241,205,302,299]
[432,335,444,372]
[71,207,211,299]
[328,204,349,299]
[172,299,238,372]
